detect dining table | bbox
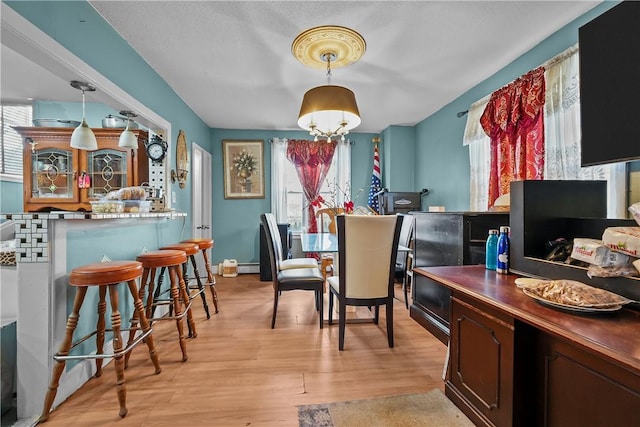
[300,232,411,323]
[300,232,410,254]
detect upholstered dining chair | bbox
[263,212,318,271]
[394,213,415,309]
[260,213,324,329]
[327,214,403,350]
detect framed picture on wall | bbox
[222,139,265,199]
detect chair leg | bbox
[374,304,380,325]
[271,288,279,329]
[175,266,197,339]
[95,286,107,376]
[338,298,346,351]
[328,291,334,325]
[318,289,323,329]
[403,273,410,309]
[125,267,150,369]
[107,284,128,418]
[189,255,210,319]
[201,249,219,313]
[126,279,161,374]
[168,266,189,362]
[386,300,394,348]
[40,286,87,423]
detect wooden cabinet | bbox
[15,127,149,212]
[410,212,508,343]
[416,265,640,427]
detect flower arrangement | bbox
[310,180,363,214]
[232,149,257,178]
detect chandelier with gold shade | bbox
[292,25,366,142]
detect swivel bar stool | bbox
[159,242,211,319]
[125,249,196,366]
[40,261,161,422]
[181,238,219,313]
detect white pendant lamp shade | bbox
[70,118,98,150]
[118,110,138,149]
[69,80,97,150]
[118,124,138,149]
[297,85,361,136]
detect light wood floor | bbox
[40,274,447,427]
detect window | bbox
[1,104,32,180]
[271,138,351,232]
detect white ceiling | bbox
[2,1,600,133]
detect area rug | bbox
[297,389,474,427]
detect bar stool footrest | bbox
[54,327,153,361]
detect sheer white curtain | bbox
[467,45,626,217]
[270,137,289,222]
[334,139,352,206]
[544,45,626,218]
[464,95,491,211]
[270,137,352,227]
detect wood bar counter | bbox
[414,265,640,427]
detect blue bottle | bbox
[496,226,510,274]
[485,229,498,270]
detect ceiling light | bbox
[69,80,98,150]
[292,26,366,142]
[118,110,138,149]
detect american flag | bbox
[367,144,382,213]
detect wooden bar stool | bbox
[159,242,211,319]
[40,261,161,422]
[125,250,196,366]
[181,238,219,313]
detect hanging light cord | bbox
[81,90,87,120]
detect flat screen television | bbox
[578,1,640,167]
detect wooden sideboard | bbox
[415,265,640,427]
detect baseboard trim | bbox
[213,263,259,275]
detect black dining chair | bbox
[260,213,324,329]
[394,213,415,309]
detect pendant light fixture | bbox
[292,26,365,142]
[118,110,138,149]
[69,80,98,150]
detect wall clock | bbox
[145,135,167,162]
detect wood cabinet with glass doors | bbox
[15,127,149,212]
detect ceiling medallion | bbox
[292,25,366,70]
[293,25,365,142]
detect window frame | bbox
[1,103,32,182]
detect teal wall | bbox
[381,126,415,192]
[209,129,378,263]
[1,0,624,265]
[34,101,121,128]
[0,181,22,213]
[412,1,619,212]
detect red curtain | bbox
[286,139,337,232]
[480,67,546,208]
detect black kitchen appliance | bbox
[378,189,428,214]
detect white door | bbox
[191,143,213,273]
